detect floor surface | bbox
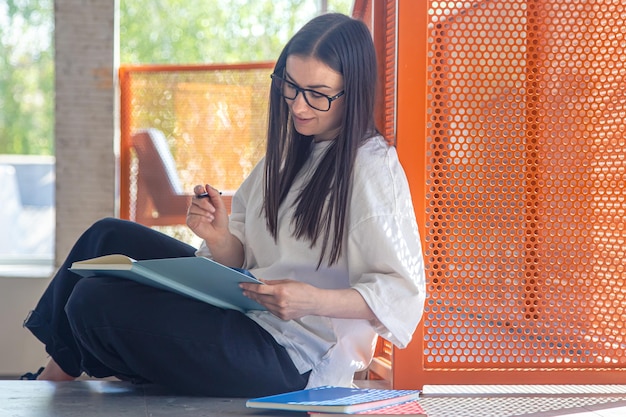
[4,380,626,417]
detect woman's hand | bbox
[187,184,229,244]
[240,279,320,321]
[240,280,376,322]
[187,184,244,267]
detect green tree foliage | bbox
[119,0,353,64]
[0,0,352,156]
[0,0,54,155]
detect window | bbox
[0,1,55,276]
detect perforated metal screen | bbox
[119,63,273,225]
[421,0,626,380]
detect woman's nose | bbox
[291,91,309,112]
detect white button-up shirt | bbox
[197,135,426,388]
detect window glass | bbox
[0,1,54,275]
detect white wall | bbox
[0,277,52,376]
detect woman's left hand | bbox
[240,280,319,321]
[240,279,377,322]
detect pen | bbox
[197,191,222,198]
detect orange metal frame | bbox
[394,0,429,389]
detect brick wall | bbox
[54,0,116,264]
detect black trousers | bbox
[23,218,308,397]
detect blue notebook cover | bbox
[69,254,266,313]
[246,386,421,414]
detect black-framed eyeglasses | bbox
[270,73,344,112]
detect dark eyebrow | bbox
[284,71,334,91]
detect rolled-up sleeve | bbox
[349,213,425,348]
[347,139,426,348]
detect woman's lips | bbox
[292,115,315,132]
[293,115,312,124]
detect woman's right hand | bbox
[187,184,245,268]
[186,184,229,244]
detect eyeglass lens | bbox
[273,76,331,111]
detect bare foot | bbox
[37,358,76,381]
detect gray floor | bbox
[4,380,626,417]
[2,380,296,417]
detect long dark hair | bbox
[264,13,378,267]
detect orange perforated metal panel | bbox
[370,0,398,376]
[374,0,397,145]
[118,63,274,225]
[354,0,396,144]
[394,0,626,388]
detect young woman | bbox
[22,13,425,397]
